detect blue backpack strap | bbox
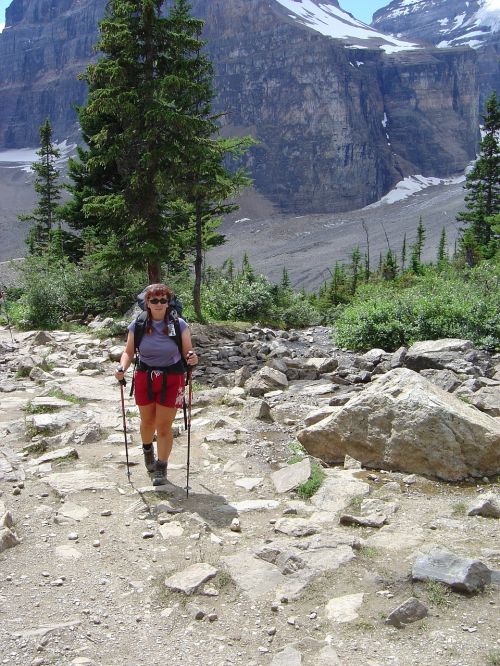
[170,310,188,428]
[129,311,148,397]
[170,310,188,371]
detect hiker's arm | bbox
[181,328,198,366]
[115,331,135,380]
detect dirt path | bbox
[0,326,499,666]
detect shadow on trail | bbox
[131,476,238,528]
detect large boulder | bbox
[244,367,288,397]
[404,339,493,377]
[297,368,500,481]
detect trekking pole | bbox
[0,287,14,344]
[185,360,194,498]
[118,377,131,481]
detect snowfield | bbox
[275,0,420,52]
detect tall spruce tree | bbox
[457,91,500,262]
[381,248,397,281]
[437,227,447,264]
[349,247,361,295]
[410,217,426,274]
[169,0,253,320]
[62,0,251,300]
[19,119,62,254]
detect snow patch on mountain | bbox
[0,141,76,172]
[367,174,466,207]
[274,0,419,52]
[378,0,499,48]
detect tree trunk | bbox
[148,262,161,284]
[193,203,205,322]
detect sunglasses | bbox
[148,297,168,305]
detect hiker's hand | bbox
[115,365,126,382]
[186,351,198,366]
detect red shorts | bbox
[134,370,185,408]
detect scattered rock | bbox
[343,454,362,470]
[325,593,364,623]
[274,518,320,537]
[271,458,311,493]
[467,493,500,519]
[164,563,218,595]
[0,527,20,552]
[385,597,428,628]
[412,549,491,593]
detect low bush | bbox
[334,262,499,351]
[9,255,146,330]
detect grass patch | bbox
[352,619,375,631]
[16,367,31,379]
[191,380,210,392]
[40,358,55,372]
[425,580,450,607]
[451,501,467,517]
[487,649,500,666]
[23,440,48,455]
[287,441,306,464]
[25,423,52,439]
[347,495,364,513]
[359,546,379,559]
[297,462,326,500]
[47,388,85,405]
[212,569,233,591]
[24,401,59,415]
[58,322,88,334]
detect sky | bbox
[0,1,389,31]
[340,0,389,24]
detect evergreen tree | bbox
[19,119,62,254]
[457,91,500,261]
[222,257,235,281]
[170,0,253,321]
[241,253,255,280]
[410,217,426,273]
[61,0,251,302]
[401,233,407,271]
[381,248,397,281]
[437,227,447,264]
[349,247,361,295]
[327,262,349,306]
[280,267,291,291]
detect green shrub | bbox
[278,295,322,329]
[297,463,326,499]
[10,255,146,330]
[203,272,275,321]
[334,262,500,351]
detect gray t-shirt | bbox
[128,317,188,367]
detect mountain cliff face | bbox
[0,0,104,147]
[0,0,481,214]
[372,0,500,110]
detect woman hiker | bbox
[114,284,198,486]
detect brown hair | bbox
[144,283,174,335]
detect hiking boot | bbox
[152,460,168,486]
[142,444,156,473]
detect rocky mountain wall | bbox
[373,0,499,111]
[0,0,480,214]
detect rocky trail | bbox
[0,323,499,666]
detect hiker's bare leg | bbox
[155,405,177,461]
[139,403,157,444]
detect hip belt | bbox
[132,359,184,402]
